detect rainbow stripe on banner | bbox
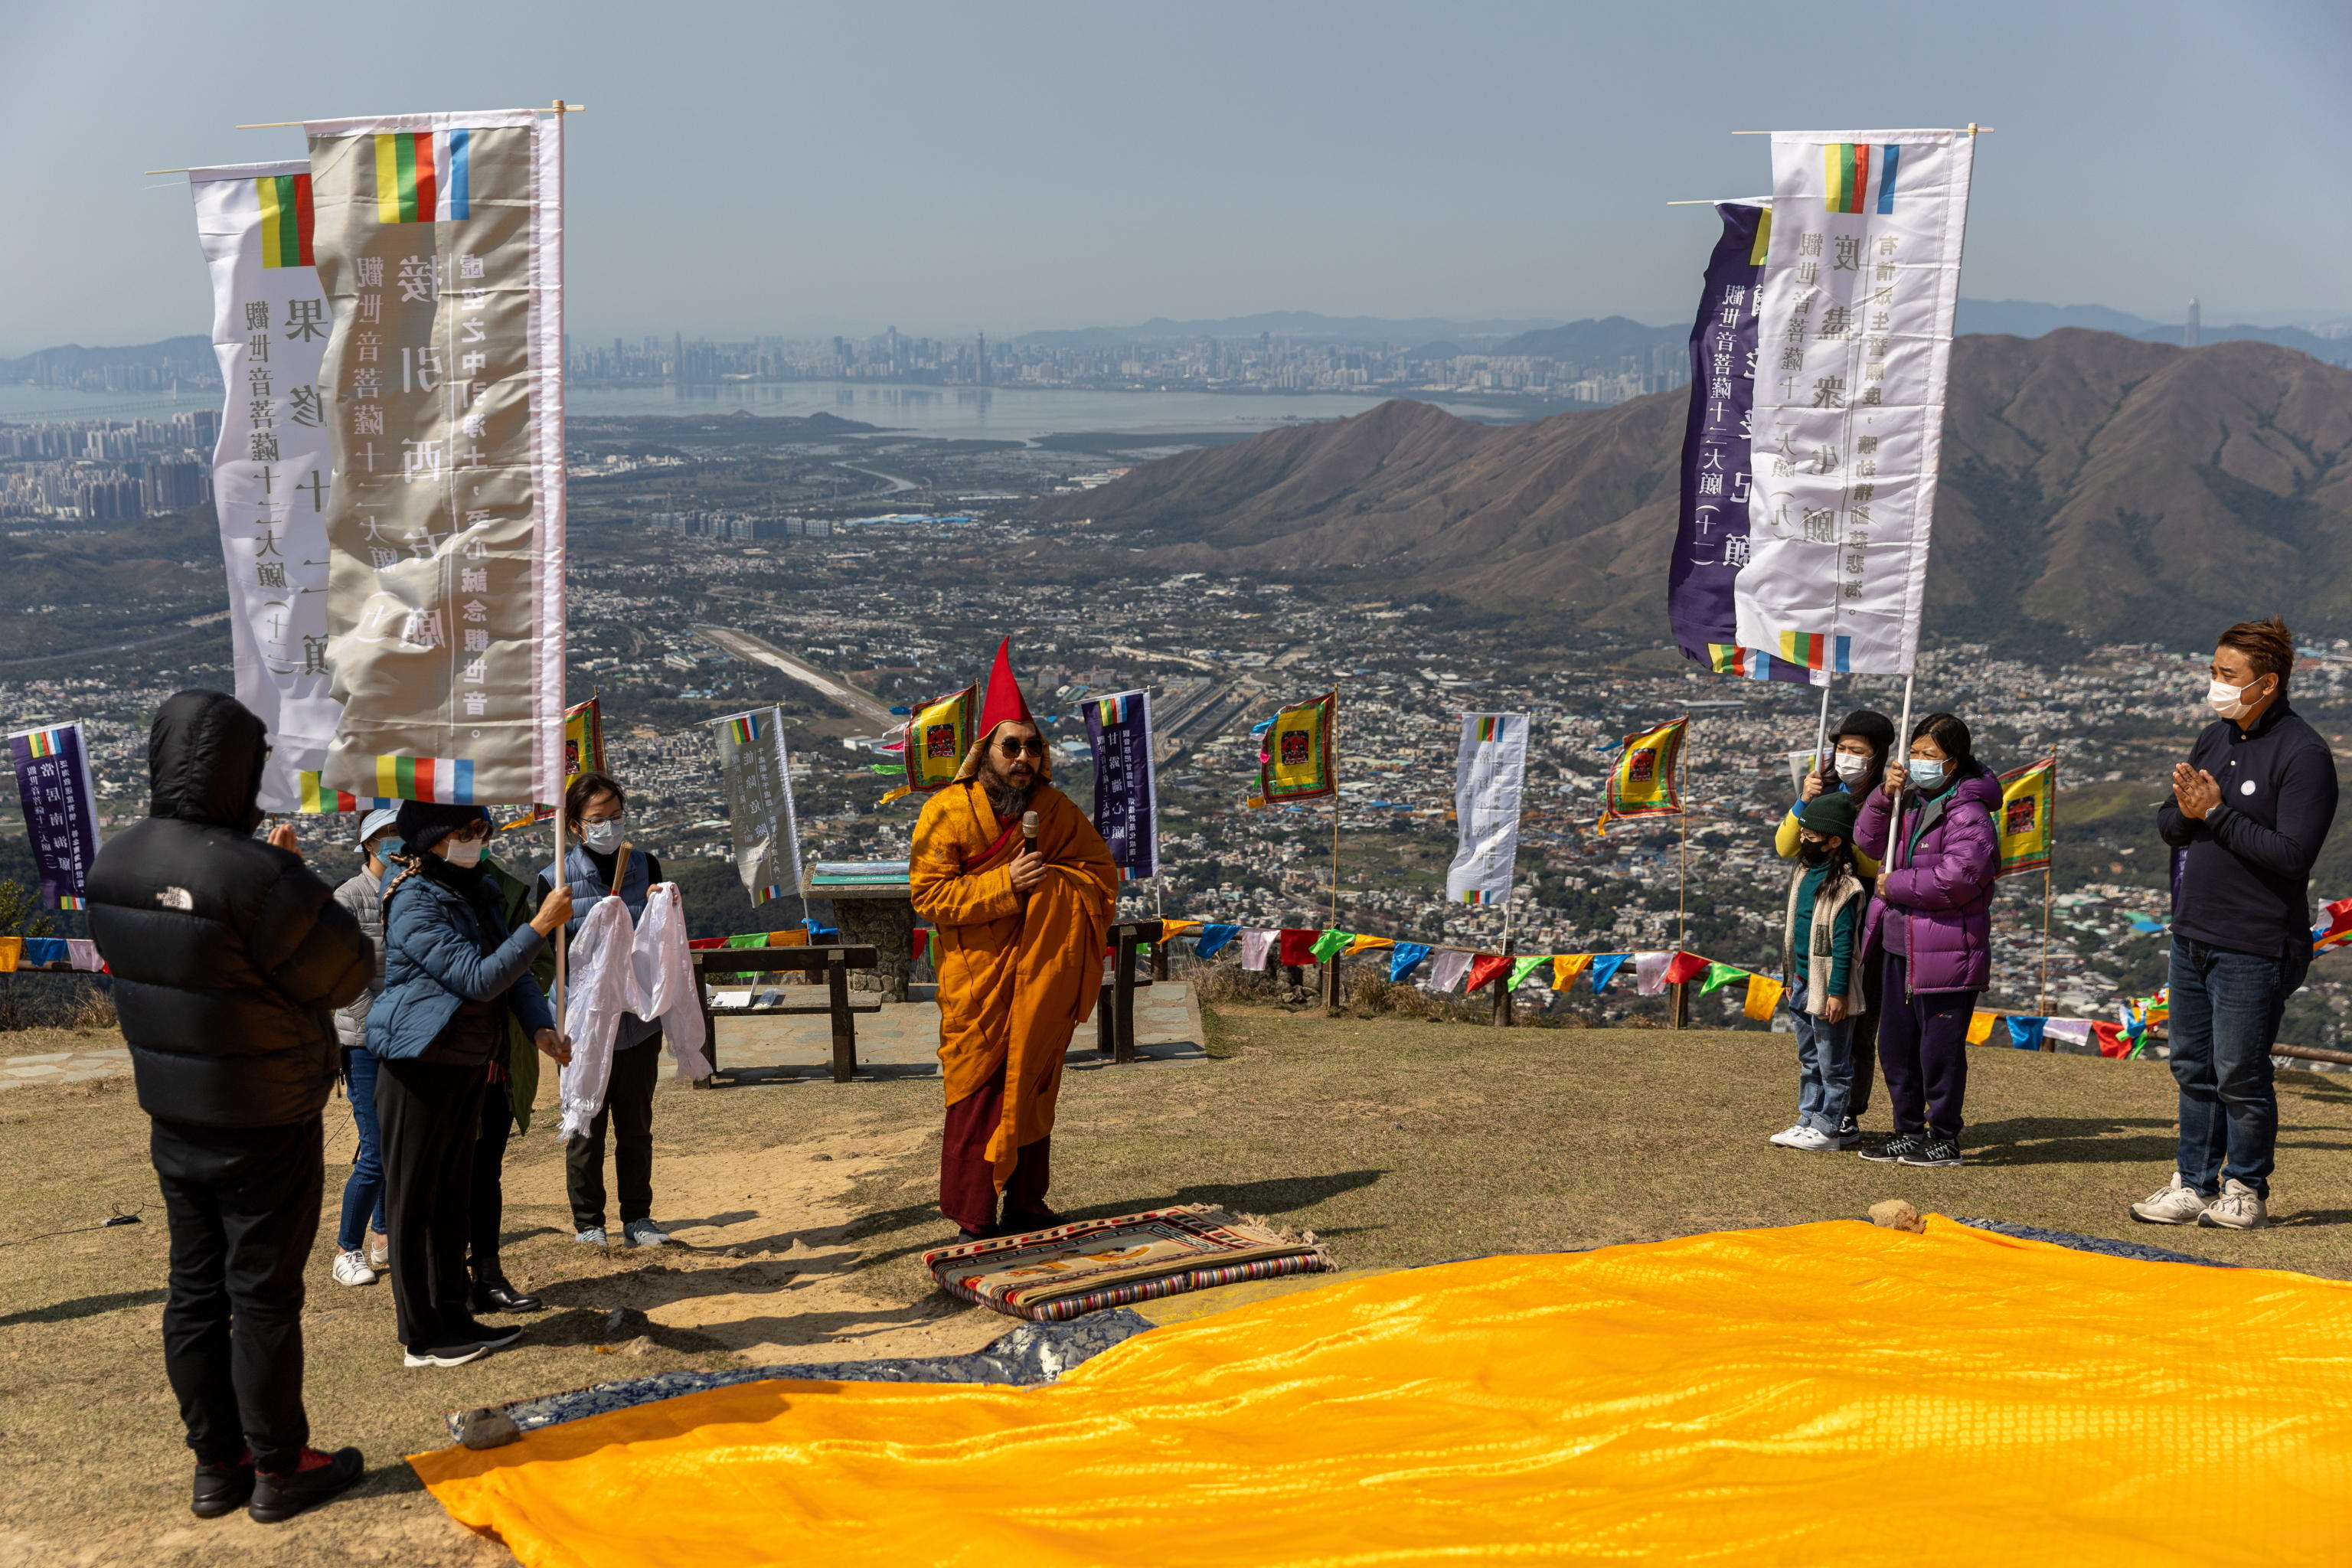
[54,895,86,911]
[1095,694,1132,727]
[256,173,314,267]
[374,129,472,224]
[724,713,762,746]
[21,729,59,760]
[1824,142,1900,215]
[1706,644,1818,683]
[1472,715,1502,743]
[1459,888,1494,906]
[1775,631,1853,672]
[371,755,476,803]
[299,771,396,814]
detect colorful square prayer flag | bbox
[1700,962,1745,995]
[900,683,978,798]
[1508,955,1550,992]
[1308,929,1352,964]
[1552,954,1592,990]
[1744,973,1785,1021]
[1968,1011,1998,1045]
[1600,718,1687,831]
[1996,756,2057,877]
[2007,1016,2047,1051]
[566,697,606,783]
[1256,691,1337,806]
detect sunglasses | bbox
[995,737,1045,758]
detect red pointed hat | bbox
[978,637,1033,733]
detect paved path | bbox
[0,1048,132,1089]
[693,980,1208,1089]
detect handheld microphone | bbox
[1021,810,1039,853]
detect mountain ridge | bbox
[1042,329,2352,647]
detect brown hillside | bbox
[1046,331,2352,642]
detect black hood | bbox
[147,688,268,831]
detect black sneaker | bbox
[1900,1135,1963,1168]
[247,1446,364,1523]
[449,1318,525,1351]
[404,1341,491,1369]
[1859,1131,1926,1163]
[191,1455,255,1518]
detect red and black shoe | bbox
[191,1450,255,1519]
[248,1446,365,1524]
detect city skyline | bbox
[3,1,2348,356]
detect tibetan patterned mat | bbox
[920,1203,1334,1321]
[413,1217,2352,1567]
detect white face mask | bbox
[443,838,487,868]
[2208,676,2267,720]
[1833,752,1872,786]
[582,817,626,854]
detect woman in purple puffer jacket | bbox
[1852,712,2001,1169]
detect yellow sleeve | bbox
[1779,802,1881,877]
[1774,808,1803,860]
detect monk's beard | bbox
[983,776,1032,825]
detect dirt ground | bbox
[2,1010,2348,1566]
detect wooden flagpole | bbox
[2040,756,2058,1015]
[1677,720,1690,949]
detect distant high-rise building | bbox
[2185,299,2201,349]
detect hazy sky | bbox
[4,0,2347,354]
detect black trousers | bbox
[377,1057,485,1351]
[567,1035,659,1231]
[469,1083,514,1275]
[1849,942,1883,1121]
[151,1115,322,1472]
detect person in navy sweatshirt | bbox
[2133,616,2337,1233]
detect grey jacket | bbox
[332,867,386,1050]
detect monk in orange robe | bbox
[911,640,1118,1239]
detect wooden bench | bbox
[1096,919,1165,1064]
[691,945,882,1084]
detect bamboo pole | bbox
[1676,721,1690,949]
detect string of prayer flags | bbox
[1344,934,1393,957]
[1600,718,1687,831]
[1967,1011,1998,1045]
[1664,951,1709,985]
[1744,973,1785,1020]
[1250,691,1337,808]
[1240,929,1276,972]
[1389,943,1433,982]
[1277,928,1320,967]
[1552,954,1592,990]
[1429,950,1474,992]
[2006,1016,2047,1051]
[2043,1019,2094,1053]
[1194,924,1240,960]
[1635,952,1672,995]
[2091,1022,2134,1059]
[1309,929,1353,963]
[1591,954,1631,994]
[1508,955,1550,993]
[1997,756,2057,877]
[1701,962,1746,995]
[1464,953,1513,994]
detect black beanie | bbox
[1799,791,1860,841]
[395,800,491,856]
[1833,709,1896,756]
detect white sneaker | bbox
[332,1249,378,1286]
[2130,1173,2210,1225]
[366,1233,390,1269]
[622,1219,672,1248]
[1779,1126,1837,1152]
[1767,1124,1808,1148]
[575,1227,608,1247]
[2199,1178,2268,1230]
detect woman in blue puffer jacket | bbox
[369,802,571,1370]
[1853,712,2001,1172]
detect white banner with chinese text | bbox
[305,109,566,805]
[1735,130,1974,677]
[1444,713,1528,906]
[191,163,339,812]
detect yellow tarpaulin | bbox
[415,1217,2352,1566]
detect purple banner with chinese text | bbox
[1083,690,1156,880]
[8,723,103,910]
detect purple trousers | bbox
[1877,951,1976,1137]
[939,1063,1051,1233]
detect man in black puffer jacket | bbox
[87,690,374,1524]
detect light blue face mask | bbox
[1909,757,1947,791]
